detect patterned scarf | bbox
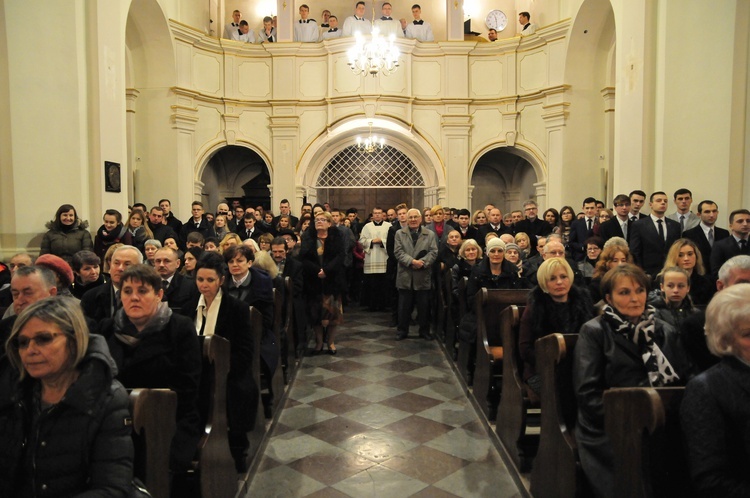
[601,304,680,387]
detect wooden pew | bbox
[530,333,585,498]
[496,304,539,471]
[472,288,530,420]
[604,387,689,498]
[280,276,296,384]
[442,267,456,358]
[456,277,471,384]
[269,287,286,413]
[129,388,177,498]
[246,306,267,463]
[193,334,236,498]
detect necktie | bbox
[162,280,169,290]
[657,219,665,242]
[708,228,714,247]
[740,239,747,252]
[680,215,685,233]
[621,221,627,239]
[587,218,592,231]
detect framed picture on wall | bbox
[105,161,121,192]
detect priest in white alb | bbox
[359,206,392,311]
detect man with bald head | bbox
[394,208,438,340]
[479,207,508,246]
[82,245,143,323]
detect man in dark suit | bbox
[478,207,507,246]
[271,236,307,353]
[629,191,681,276]
[236,212,264,241]
[682,200,730,273]
[153,247,198,311]
[514,200,553,237]
[628,189,649,222]
[386,203,409,327]
[147,207,179,245]
[272,198,299,228]
[454,209,479,241]
[179,201,212,246]
[709,209,750,277]
[159,198,183,235]
[599,194,632,242]
[82,245,143,323]
[568,197,598,261]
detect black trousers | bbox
[398,288,430,336]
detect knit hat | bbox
[504,243,521,253]
[35,254,74,287]
[486,238,506,252]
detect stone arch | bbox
[297,117,446,197]
[198,144,272,210]
[560,0,616,204]
[125,0,179,208]
[469,144,544,213]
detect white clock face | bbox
[486,10,508,31]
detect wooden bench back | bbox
[129,388,177,498]
[477,288,530,352]
[604,387,688,498]
[530,333,582,498]
[195,334,236,498]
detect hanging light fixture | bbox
[356,122,385,153]
[347,27,400,77]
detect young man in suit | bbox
[628,191,681,276]
[568,197,598,261]
[709,209,750,278]
[667,188,700,234]
[682,200,730,273]
[629,189,648,221]
[599,194,632,242]
[455,209,479,241]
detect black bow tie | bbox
[356,16,364,21]
[321,23,329,27]
[299,19,309,23]
[381,16,392,20]
[328,28,338,32]
[232,23,238,26]
[413,20,424,25]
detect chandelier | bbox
[356,123,385,153]
[347,28,400,77]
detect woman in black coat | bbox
[680,284,750,497]
[0,297,132,498]
[573,264,694,497]
[299,211,345,354]
[100,264,202,472]
[183,251,258,473]
[40,204,94,264]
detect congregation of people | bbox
[1,186,749,497]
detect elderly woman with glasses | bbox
[299,211,346,354]
[0,297,133,497]
[680,284,750,497]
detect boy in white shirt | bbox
[258,16,276,43]
[234,20,255,43]
[320,16,342,40]
[375,2,403,38]
[294,4,319,42]
[404,4,434,42]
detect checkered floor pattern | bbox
[243,306,523,497]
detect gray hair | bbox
[143,239,162,250]
[705,283,750,357]
[114,244,144,264]
[13,265,57,290]
[718,255,750,285]
[603,236,628,250]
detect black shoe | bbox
[395,331,408,341]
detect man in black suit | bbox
[454,209,479,241]
[682,200,730,273]
[146,207,179,245]
[153,247,198,311]
[82,245,143,323]
[159,198,183,235]
[272,198,299,228]
[478,207,507,246]
[236,212,263,241]
[628,191,681,276]
[628,189,649,221]
[179,201,212,247]
[709,209,750,277]
[599,194,632,242]
[568,197,599,261]
[514,200,553,238]
[271,236,307,352]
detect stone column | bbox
[270,111,300,212]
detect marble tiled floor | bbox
[243,307,524,498]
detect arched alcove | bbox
[125,0,179,207]
[470,146,538,214]
[200,145,271,211]
[561,0,616,205]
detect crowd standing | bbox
[1,187,749,496]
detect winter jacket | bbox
[40,219,93,263]
[0,334,133,498]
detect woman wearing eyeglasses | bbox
[299,211,345,354]
[0,297,133,497]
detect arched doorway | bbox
[200,145,271,211]
[471,146,540,213]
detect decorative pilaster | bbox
[270,111,300,212]
[541,85,570,209]
[441,110,472,209]
[171,102,199,201]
